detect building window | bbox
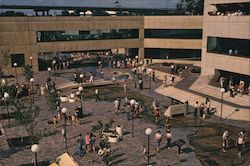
[37,29,139,42]
[207,37,250,58]
[144,29,202,39]
[11,54,25,67]
[145,48,201,60]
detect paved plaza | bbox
[0,65,249,166]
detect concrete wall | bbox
[0,16,144,74]
[201,0,250,76]
[0,15,204,74]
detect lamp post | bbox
[47,67,51,79]
[61,107,68,151]
[130,99,136,138]
[4,92,10,128]
[220,88,225,121]
[79,74,83,85]
[52,60,56,81]
[148,68,152,93]
[30,78,35,104]
[31,144,39,166]
[30,56,33,68]
[78,86,83,112]
[145,128,152,166]
[13,62,18,83]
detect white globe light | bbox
[13,63,18,67]
[145,128,152,135]
[78,86,83,92]
[4,92,10,98]
[30,78,34,82]
[220,88,225,93]
[130,99,136,105]
[61,107,67,114]
[47,67,51,71]
[30,56,33,60]
[79,74,83,78]
[31,144,40,153]
[135,56,138,59]
[52,60,56,64]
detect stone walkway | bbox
[0,67,202,166]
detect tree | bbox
[92,119,115,138]
[0,49,11,76]
[23,64,33,81]
[47,90,60,113]
[13,102,40,143]
[175,0,204,15]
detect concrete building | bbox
[201,0,250,78]
[0,15,203,74]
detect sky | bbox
[0,0,180,9]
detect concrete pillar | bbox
[138,48,144,62]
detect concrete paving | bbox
[0,67,202,166]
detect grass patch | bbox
[7,136,39,148]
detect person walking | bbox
[90,133,96,152]
[85,132,91,154]
[142,145,147,160]
[77,134,84,156]
[222,130,229,152]
[154,130,162,153]
[152,70,156,82]
[166,129,172,149]
[89,74,94,83]
[114,99,120,114]
[236,132,245,159]
[123,81,127,93]
[194,101,199,118]
[100,70,104,79]
[95,88,100,102]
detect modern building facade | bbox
[201,0,250,78]
[0,15,203,74]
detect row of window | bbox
[144,29,202,39]
[37,29,203,42]
[37,29,139,42]
[207,37,250,58]
[144,48,201,59]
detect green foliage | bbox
[47,90,60,113]
[0,50,11,67]
[13,102,40,143]
[176,0,204,15]
[92,119,115,137]
[23,64,33,81]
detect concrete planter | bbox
[116,125,123,137]
[69,98,76,103]
[60,96,68,102]
[108,135,119,143]
[70,93,75,99]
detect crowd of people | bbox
[208,10,247,16]
[219,76,249,97]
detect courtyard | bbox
[0,64,249,166]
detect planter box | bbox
[69,98,76,103]
[60,96,68,102]
[108,135,119,143]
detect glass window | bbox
[145,48,201,60]
[11,54,25,67]
[37,29,139,42]
[207,37,250,58]
[145,29,202,39]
